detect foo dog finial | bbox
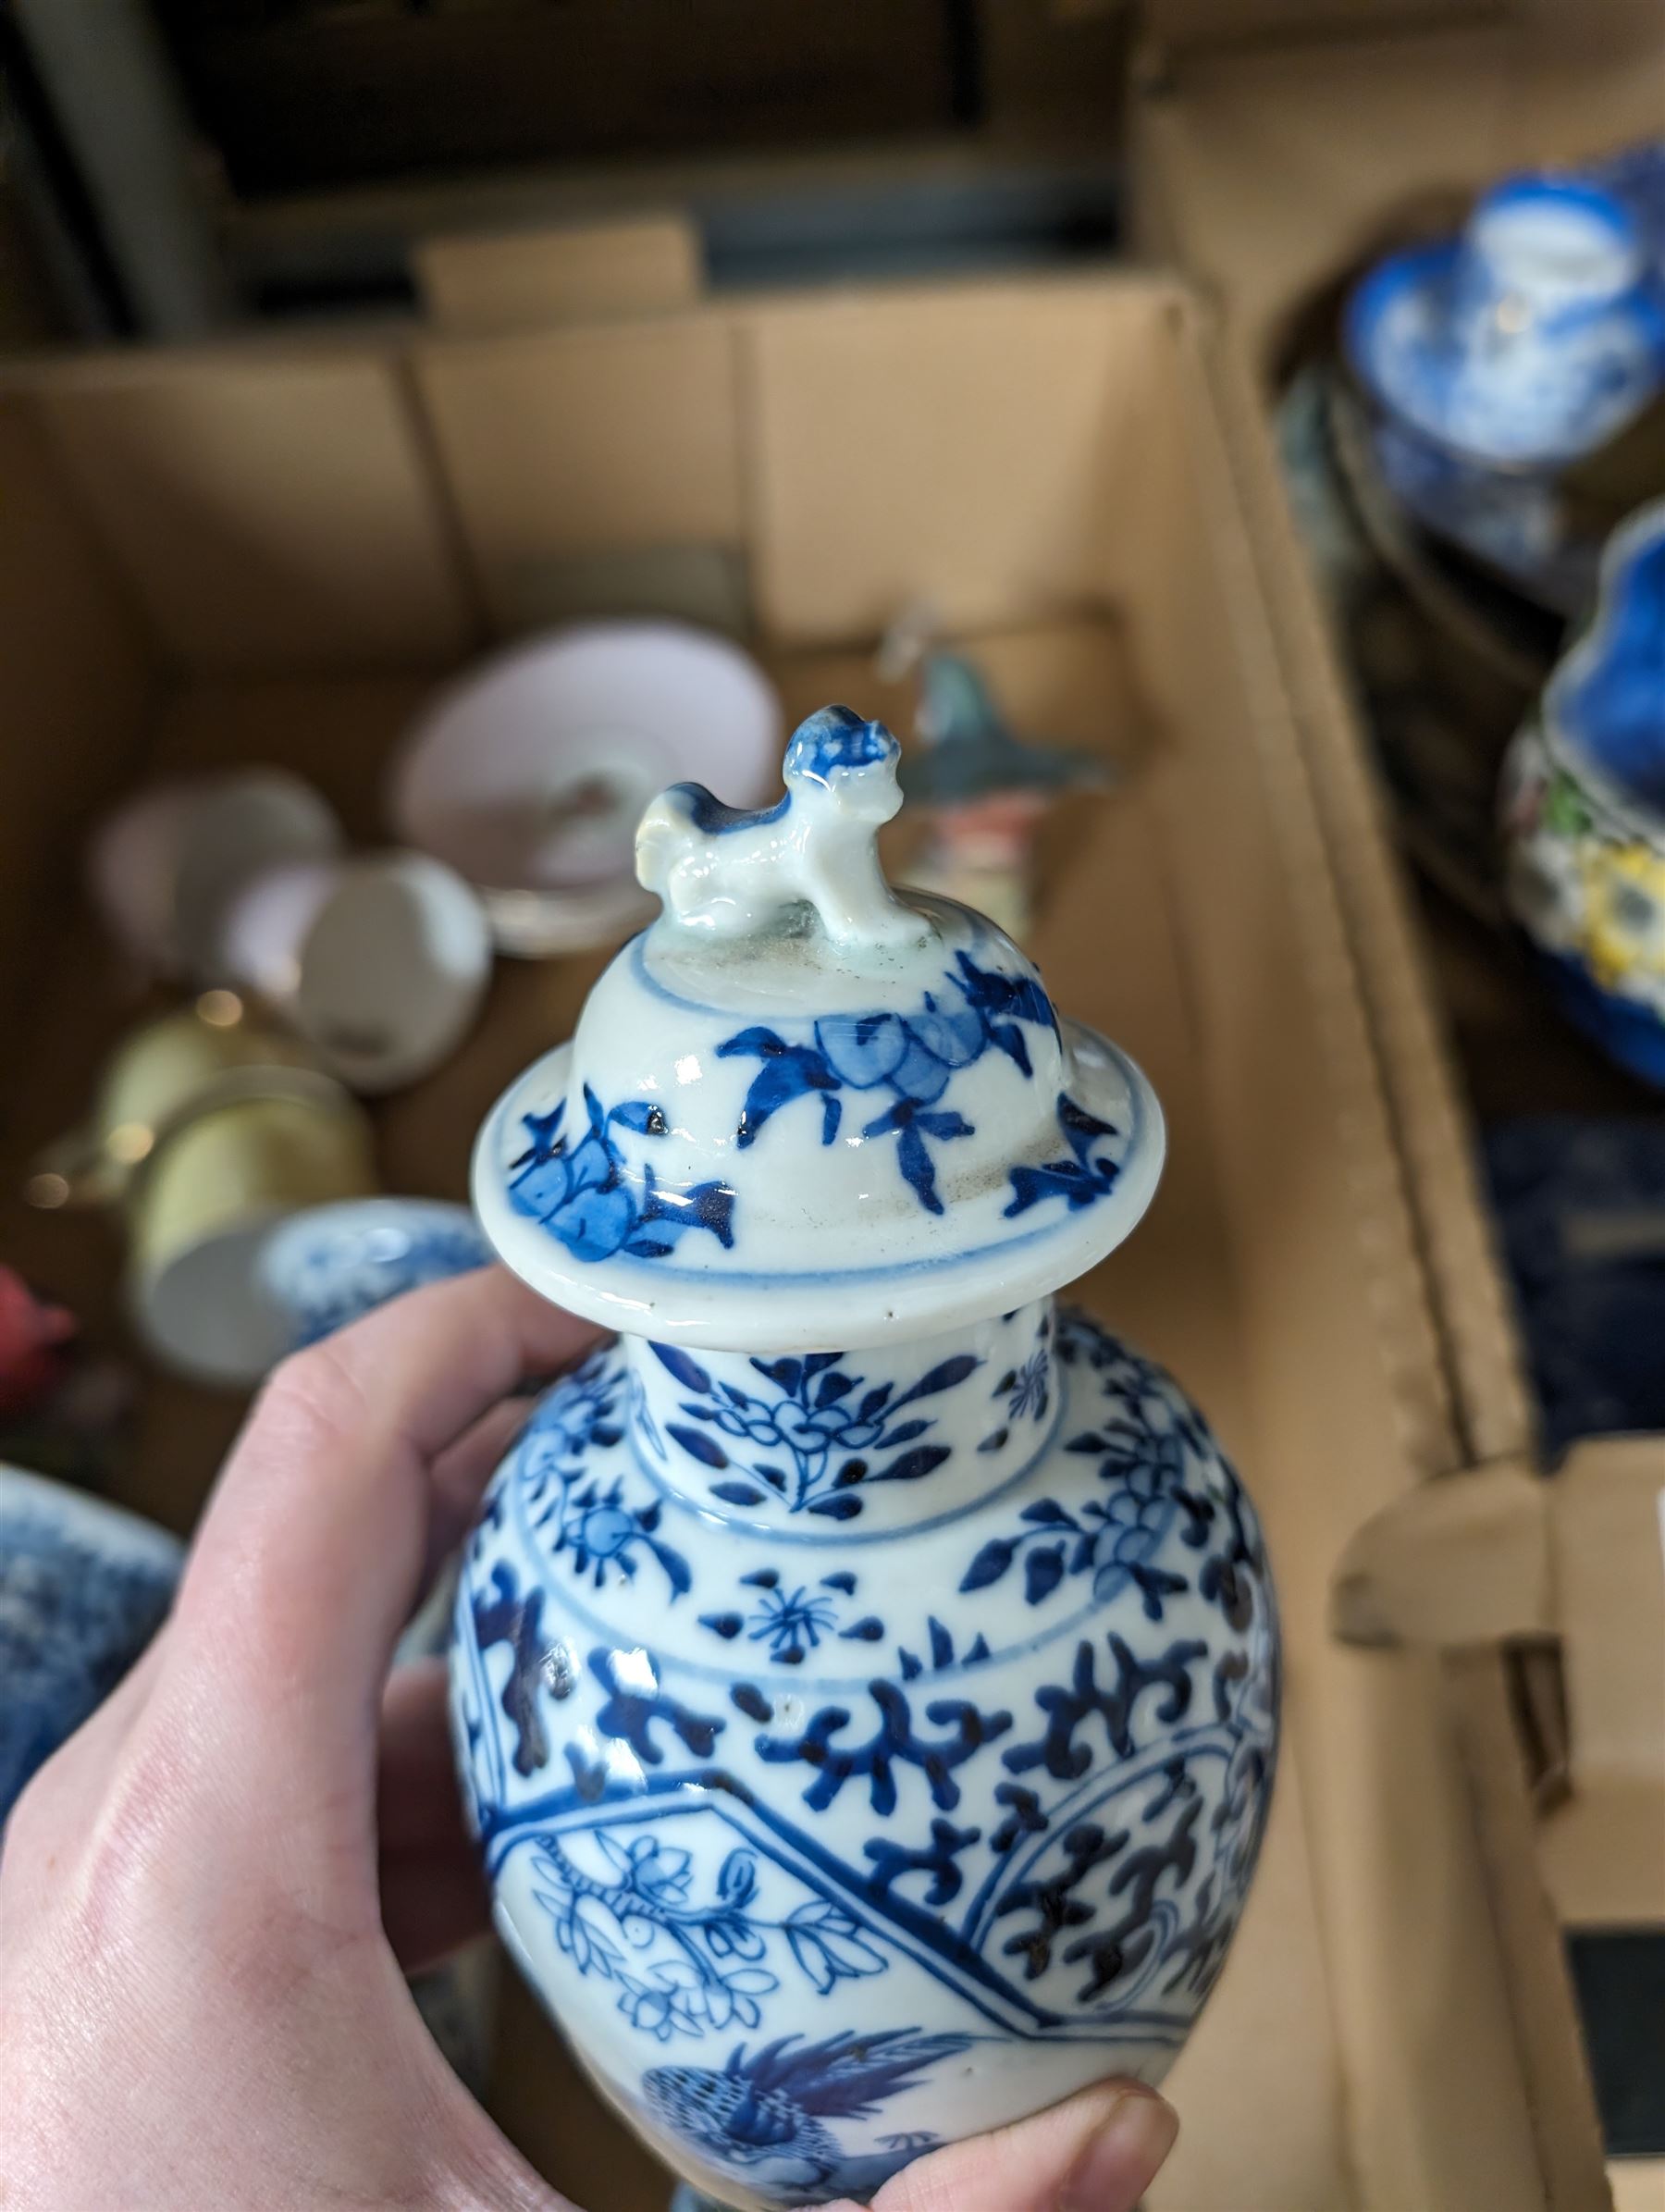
[635,705,927,951]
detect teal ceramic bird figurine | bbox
[888,636,1114,942]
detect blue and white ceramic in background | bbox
[1348,174,1665,471]
[1367,412,1599,614]
[1501,501,1665,1084]
[259,1197,491,1351]
[450,707,1280,2210]
[1594,138,1665,278]
[0,1464,182,1823]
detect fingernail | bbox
[1060,2087,1179,2209]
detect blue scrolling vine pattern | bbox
[648,1341,980,1519]
[957,1316,1237,1623]
[456,1305,1276,2101]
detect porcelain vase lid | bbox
[474,705,1162,1350]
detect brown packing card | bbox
[0,399,157,1040]
[1138,18,1665,2204]
[415,215,702,334]
[1141,0,1509,52]
[23,348,475,676]
[414,316,745,635]
[0,275,1601,2206]
[1177,0,1516,44]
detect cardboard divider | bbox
[0,272,1599,2206]
[415,215,703,332]
[742,279,1159,643]
[18,348,475,676]
[1138,24,1665,2202]
[1142,0,1508,49]
[414,316,746,635]
[0,399,157,1035]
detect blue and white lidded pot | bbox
[1501,500,1665,1084]
[1346,173,1665,612]
[450,707,1281,2210]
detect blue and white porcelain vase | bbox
[450,708,1281,2210]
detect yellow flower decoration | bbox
[1578,840,1665,991]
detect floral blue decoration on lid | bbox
[1346,172,1665,469]
[474,706,1165,1352]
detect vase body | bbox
[450,1300,1278,2210]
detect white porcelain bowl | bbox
[215,850,492,1094]
[87,768,342,983]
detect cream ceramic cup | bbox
[87,769,342,982]
[214,850,493,1094]
[25,999,321,1213]
[127,1083,377,1388]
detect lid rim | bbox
[472,1030,1164,1353]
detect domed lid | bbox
[473,705,1163,1349]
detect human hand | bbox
[0,1267,1176,2212]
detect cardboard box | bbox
[0,269,1607,2206]
[1135,10,1665,2203]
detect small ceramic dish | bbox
[1501,502,1665,1083]
[1347,173,1665,473]
[258,1197,490,1352]
[390,623,782,956]
[214,850,492,1094]
[127,1078,378,1389]
[87,768,342,983]
[0,1464,183,1819]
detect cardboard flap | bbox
[1143,0,1510,54]
[744,278,1176,644]
[413,313,744,634]
[26,350,474,674]
[415,215,701,333]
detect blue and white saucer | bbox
[258,1197,490,1352]
[1347,173,1665,471]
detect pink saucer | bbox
[389,624,782,956]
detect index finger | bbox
[171,1266,600,1782]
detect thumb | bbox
[818,2080,1178,2212]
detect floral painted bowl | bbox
[257,1197,490,1351]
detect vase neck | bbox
[625,1299,1057,1538]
